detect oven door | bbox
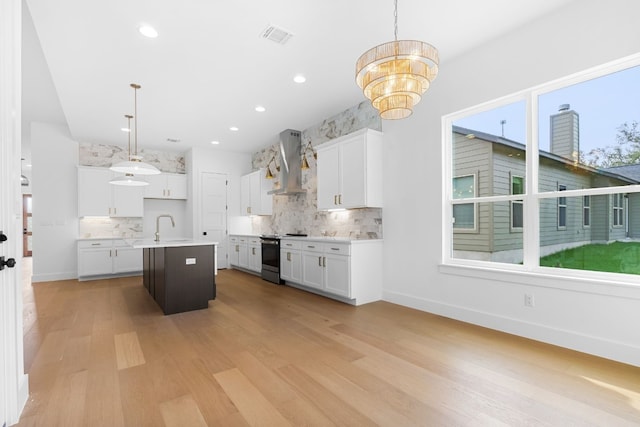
[261,239,281,283]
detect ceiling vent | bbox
[261,25,293,45]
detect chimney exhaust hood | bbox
[268,129,305,195]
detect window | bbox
[558,184,567,229]
[613,193,624,227]
[445,55,640,279]
[452,175,476,231]
[583,196,590,227]
[511,175,524,230]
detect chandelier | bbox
[110,114,149,186]
[110,83,161,179]
[355,0,439,120]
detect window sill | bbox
[439,262,640,300]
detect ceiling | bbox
[22,0,576,163]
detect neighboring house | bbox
[452,105,640,263]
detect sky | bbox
[454,64,640,154]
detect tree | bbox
[581,121,640,168]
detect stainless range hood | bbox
[268,129,305,195]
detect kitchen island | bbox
[127,239,218,315]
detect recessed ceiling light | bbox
[230,126,239,131]
[255,105,266,112]
[139,24,158,38]
[293,74,306,83]
[211,140,220,145]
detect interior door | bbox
[201,172,228,269]
[23,194,32,257]
[1,1,26,423]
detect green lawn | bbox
[540,241,640,274]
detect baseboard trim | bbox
[383,290,640,368]
[31,272,77,282]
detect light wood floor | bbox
[17,260,640,426]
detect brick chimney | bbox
[550,104,580,162]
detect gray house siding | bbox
[452,133,493,253]
[452,129,638,259]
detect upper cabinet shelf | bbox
[316,128,383,211]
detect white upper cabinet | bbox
[316,128,383,210]
[144,173,187,199]
[240,169,273,215]
[78,167,144,217]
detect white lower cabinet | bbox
[78,239,142,279]
[280,238,382,305]
[229,235,261,274]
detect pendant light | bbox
[110,83,161,176]
[355,0,439,119]
[110,114,150,186]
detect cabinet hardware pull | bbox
[334,195,337,205]
[323,256,326,267]
[168,189,171,197]
[331,247,339,251]
[91,243,100,246]
[318,256,322,266]
[308,245,315,248]
[287,252,291,261]
[252,247,255,255]
[115,249,118,256]
[338,194,342,205]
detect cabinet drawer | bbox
[78,239,113,249]
[281,240,302,250]
[301,242,323,253]
[248,237,261,245]
[229,236,239,243]
[323,243,350,255]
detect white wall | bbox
[31,122,78,282]
[186,146,252,238]
[142,199,188,240]
[381,0,640,366]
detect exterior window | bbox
[583,196,590,227]
[558,184,567,229]
[445,55,640,278]
[613,194,624,227]
[511,175,524,230]
[452,175,476,230]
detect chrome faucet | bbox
[155,214,175,242]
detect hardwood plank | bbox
[214,368,292,426]
[114,331,146,370]
[159,394,208,427]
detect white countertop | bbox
[125,239,218,249]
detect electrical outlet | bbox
[524,293,535,307]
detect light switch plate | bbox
[185,258,196,265]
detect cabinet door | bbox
[112,184,144,217]
[166,174,187,199]
[339,137,367,208]
[229,243,240,266]
[238,242,249,268]
[257,170,272,215]
[78,168,111,216]
[302,251,324,290]
[248,244,261,272]
[317,145,341,210]
[240,174,252,215]
[113,247,142,273]
[280,249,301,283]
[324,254,350,297]
[144,174,166,198]
[249,171,261,214]
[78,248,113,276]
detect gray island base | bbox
[128,239,217,315]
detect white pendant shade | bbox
[110,158,160,175]
[109,174,149,186]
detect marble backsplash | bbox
[79,217,143,239]
[250,101,384,239]
[79,143,186,173]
